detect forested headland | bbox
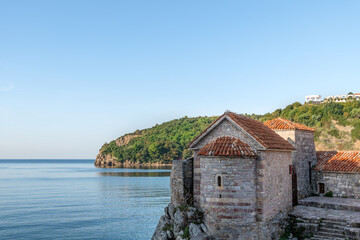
[98,101,360,164]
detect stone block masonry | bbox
[171,158,193,207]
[274,130,317,200]
[199,156,258,240]
[192,118,264,208]
[313,171,360,198]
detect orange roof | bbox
[189,112,295,151]
[315,151,360,173]
[198,136,257,157]
[264,117,315,132]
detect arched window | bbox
[217,176,222,187]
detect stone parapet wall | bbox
[313,171,360,198]
[171,159,193,207]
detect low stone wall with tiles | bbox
[170,158,193,207]
[313,171,360,198]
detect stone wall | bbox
[274,130,317,199]
[313,171,360,198]
[192,118,263,208]
[199,156,258,240]
[259,151,292,223]
[171,158,193,207]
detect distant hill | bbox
[97,101,360,164]
[256,101,360,151]
[98,116,217,164]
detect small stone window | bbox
[215,174,223,189]
[217,176,222,187]
[319,183,325,194]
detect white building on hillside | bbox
[324,93,360,102]
[305,95,322,103]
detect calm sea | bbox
[0,160,171,240]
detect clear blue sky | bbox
[1,1,359,159]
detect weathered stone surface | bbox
[174,209,185,228]
[289,200,360,240]
[189,223,202,238]
[166,230,174,239]
[164,205,171,219]
[171,159,193,207]
[300,196,360,212]
[190,233,211,240]
[200,223,207,233]
[151,215,171,240]
[187,207,196,219]
[152,204,211,240]
[275,130,317,200]
[313,171,360,198]
[168,204,175,219]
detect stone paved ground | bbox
[290,205,360,223]
[299,196,360,212]
[289,197,360,239]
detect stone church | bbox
[153,111,360,240]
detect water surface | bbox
[0,160,170,240]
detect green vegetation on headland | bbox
[255,100,360,150]
[99,100,360,164]
[100,116,217,164]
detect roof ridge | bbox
[264,117,315,132]
[189,111,295,151]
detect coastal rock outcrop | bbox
[94,153,171,167]
[152,203,212,240]
[94,153,121,167]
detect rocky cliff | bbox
[152,203,212,240]
[95,134,142,167]
[115,134,141,147]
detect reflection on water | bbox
[98,165,172,170]
[99,171,171,177]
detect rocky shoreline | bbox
[94,153,171,168]
[152,203,212,240]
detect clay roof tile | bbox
[198,136,257,157]
[264,117,315,132]
[189,112,295,151]
[315,151,360,173]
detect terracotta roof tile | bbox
[189,112,295,151]
[198,136,257,157]
[315,151,360,173]
[264,117,315,132]
[226,112,295,151]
